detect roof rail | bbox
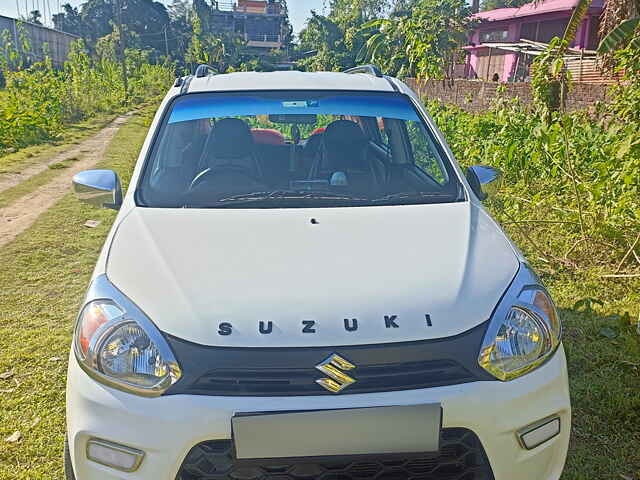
[344,64,384,78]
[194,64,216,78]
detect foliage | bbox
[608,44,640,122]
[52,4,83,36]
[295,0,472,77]
[529,0,590,117]
[27,10,43,25]
[295,0,472,78]
[52,0,295,69]
[296,12,352,71]
[598,0,640,53]
[185,9,245,73]
[428,97,640,274]
[0,38,172,154]
[530,38,571,115]
[54,0,171,54]
[598,17,640,53]
[357,0,472,79]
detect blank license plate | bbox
[232,404,441,460]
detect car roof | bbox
[185,71,396,94]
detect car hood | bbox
[106,203,518,347]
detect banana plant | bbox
[598,17,640,53]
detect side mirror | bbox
[72,169,122,210]
[466,165,502,201]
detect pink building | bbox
[465,0,604,81]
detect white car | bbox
[65,65,570,480]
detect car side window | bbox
[405,121,449,184]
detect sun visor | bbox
[168,93,420,124]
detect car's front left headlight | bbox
[478,265,562,381]
[73,275,182,396]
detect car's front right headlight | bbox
[478,265,562,381]
[73,276,182,396]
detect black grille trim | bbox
[186,359,474,396]
[176,428,495,480]
[165,321,495,397]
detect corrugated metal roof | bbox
[473,0,603,22]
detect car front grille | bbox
[176,428,494,480]
[185,359,475,396]
[164,322,495,397]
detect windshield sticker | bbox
[168,94,419,124]
[282,100,318,108]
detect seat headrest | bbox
[211,118,254,158]
[323,120,368,170]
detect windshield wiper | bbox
[182,190,367,208]
[372,192,456,205]
[222,190,367,201]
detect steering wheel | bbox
[189,164,262,191]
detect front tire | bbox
[64,434,77,480]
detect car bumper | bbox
[66,345,571,480]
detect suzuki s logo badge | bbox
[315,353,356,393]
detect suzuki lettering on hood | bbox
[217,313,433,336]
[106,202,519,347]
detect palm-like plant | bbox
[357,0,472,79]
[598,17,640,52]
[530,0,638,112]
[557,0,640,53]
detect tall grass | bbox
[0,39,174,154]
[428,96,640,275]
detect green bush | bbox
[428,97,640,273]
[0,39,173,154]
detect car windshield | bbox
[137,91,463,208]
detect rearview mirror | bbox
[72,169,122,210]
[466,165,502,201]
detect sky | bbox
[0,0,325,34]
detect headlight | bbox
[73,276,182,396]
[478,265,561,381]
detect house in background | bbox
[464,0,604,82]
[210,0,287,52]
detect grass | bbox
[0,107,638,479]
[0,109,153,480]
[544,277,640,479]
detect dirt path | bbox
[0,113,132,194]
[0,113,133,249]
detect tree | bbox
[329,0,390,30]
[53,4,83,35]
[390,0,420,16]
[168,0,191,21]
[598,17,640,53]
[359,0,472,79]
[185,8,245,72]
[530,0,638,113]
[80,0,116,43]
[278,0,295,52]
[296,11,351,71]
[598,0,640,48]
[166,0,193,65]
[27,10,43,25]
[77,0,170,53]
